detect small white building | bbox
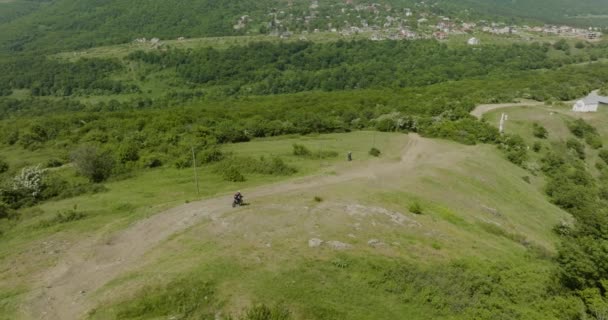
[467,37,480,45]
[572,91,608,112]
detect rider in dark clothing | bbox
[234,191,243,204]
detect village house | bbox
[572,91,608,112]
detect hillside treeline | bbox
[128,40,567,95]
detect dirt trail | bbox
[470,101,545,119]
[25,135,430,320]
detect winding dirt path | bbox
[25,135,428,320]
[470,101,545,119]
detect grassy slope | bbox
[0,130,573,319]
[87,135,570,319]
[483,101,608,175]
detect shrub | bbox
[241,304,291,320]
[369,147,381,157]
[532,141,542,153]
[0,159,8,174]
[532,122,548,139]
[71,145,115,182]
[314,196,323,202]
[599,149,608,165]
[118,143,140,163]
[198,147,224,164]
[409,201,423,214]
[223,167,245,182]
[12,165,45,199]
[499,134,528,166]
[45,158,64,168]
[585,134,603,149]
[292,144,312,157]
[566,138,585,160]
[142,155,163,168]
[0,201,15,220]
[568,118,597,139]
[261,157,297,175]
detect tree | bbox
[71,145,115,182]
[532,122,548,139]
[12,165,45,199]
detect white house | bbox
[467,37,480,45]
[572,91,608,112]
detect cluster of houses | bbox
[133,0,604,48]
[524,25,602,40]
[258,0,605,43]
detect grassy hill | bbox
[0,131,577,319]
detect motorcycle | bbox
[232,197,244,208]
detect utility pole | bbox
[191,146,200,196]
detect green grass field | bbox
[0,128,578,319]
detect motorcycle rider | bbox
[234,191,243,205]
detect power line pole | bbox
[191,146,200,196]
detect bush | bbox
[532,141,542,152]
[222,167,245,182]
[314,196,323,202]
[532,122,548,139]
[198,147,224,164]
[241,304,291,320]
[369,147,381,157]
[585,134,603,149]
[292,144,312,157]
[599,149,608,165]
[568,118,597,139]
[118,143,140,163]
[45,158,64,168]
[71,145,115,182]
[409,201,423,214]
[566,138,585,160]
[142,155,163,168]
[0,201,15,220]
[499,134,528,166]
[0,159,8,174]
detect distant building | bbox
[586,31,602,40]
[467,37,480,45]
[573,91,608,112]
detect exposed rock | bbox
[308,238,323,248]
[482,205,502,217]
[327,240,352,250]
[367,239,385,248]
